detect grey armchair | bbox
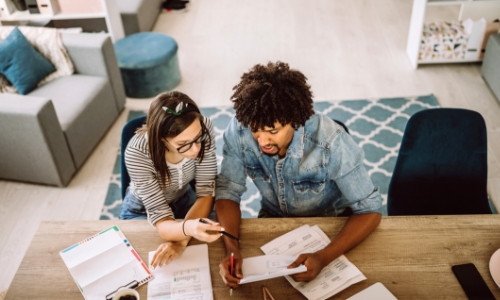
[0,33,126,186]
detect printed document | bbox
[261,225,366,300]
[148,244,213,300]
[239,255,307,284]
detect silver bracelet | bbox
[182,219,188,236]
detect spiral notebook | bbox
[60,226,154,300]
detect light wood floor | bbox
[1,0,500,292]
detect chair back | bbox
[121,116,147,199]
[387,108,491,215]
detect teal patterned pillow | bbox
[0,27,55,95]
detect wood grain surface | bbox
[6,216,500,299]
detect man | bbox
[215,62,382,288]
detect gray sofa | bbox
[0,33,126,186]
[118,0,163,36]
[482,34,500,101]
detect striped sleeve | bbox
[124,134,175,225]
[195,117,217,198]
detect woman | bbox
[120,91,222,268]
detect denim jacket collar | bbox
[287,126,304,159]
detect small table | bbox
[6,216,500,299]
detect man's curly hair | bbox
[231,61,315,131]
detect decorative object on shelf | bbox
[114,32,181,98]
[25,0,39,13]
[463,18,486,60]
[419,21,468,61]
[11,0,26,11]
[36,0,59,15]
[0,0,16,17]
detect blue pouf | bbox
[114,32,181,98]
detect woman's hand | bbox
[183,218,224,243]
[150,241,188,268]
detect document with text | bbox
[261,225,366,300]
[239,255,307,284]
[148,244,213,300]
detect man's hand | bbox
[218,252,243,288]
[287,253,326,282]
[150,241,187,268]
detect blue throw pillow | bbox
[0,27,56,95]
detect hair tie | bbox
[161,102,201,132]
[162,102,188,116]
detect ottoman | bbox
[482,34,500,101]
[115,32,181,98]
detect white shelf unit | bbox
[406,0,500,68]
[0,0,123,42]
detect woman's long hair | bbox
[137,91,211,189]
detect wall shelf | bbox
[0,0,123,42]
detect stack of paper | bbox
[148,244,213,300]
[261,225,366,300]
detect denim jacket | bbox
[215,113,382,217]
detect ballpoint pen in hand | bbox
[199,218,241,242]
[230,252,234,297]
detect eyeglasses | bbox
[175,131,208,153]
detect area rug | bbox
[101,94,441,220]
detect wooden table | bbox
[6,216,500,299]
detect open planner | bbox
[60,226,154,300]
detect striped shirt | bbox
[125,117,217,225]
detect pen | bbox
[230,252,234,297]
[199,218,241,242]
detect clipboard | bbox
[60,226,154,300]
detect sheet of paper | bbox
[346,282,398,300]
[239,255,307,284]
[148,244,213,300]
[261,225,366,300]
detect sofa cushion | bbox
[29,74,119,167]
[0,27,56,95]
[0,26,74,94]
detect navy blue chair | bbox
[387,108,491,215]
[121,116,147,199]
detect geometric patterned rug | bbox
[100,94,442,220]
